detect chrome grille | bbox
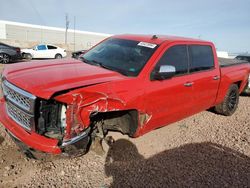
[6,102,34,131]
[2,80,36,112]
[2,80,36,131]
[5,86,30,108]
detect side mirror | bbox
[152,65,176,80]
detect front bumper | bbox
[0,98,62,154]
[0,98,91,157]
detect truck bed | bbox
[219,57,248,67]
[216,58,250,104]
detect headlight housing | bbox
[37,99,67,140]
[60,105,67,130]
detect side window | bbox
[156,45,188,75]
[37,45,47,50]
[47,45,57,50]
[189,45,214,72]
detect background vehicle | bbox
[0,42,22,64]
[0,35,250,159]
[72,50,86,59]
[21,44,67,59]
[235,55,250,62]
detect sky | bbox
[0,0,250,52]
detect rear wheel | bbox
[215,84,239,116]
[23,53,32,60]
[0,53,10,64]
[55,54,62,59]
[26,53,32,60]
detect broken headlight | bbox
[37,100,67,139]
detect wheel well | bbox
[22,52,32,57]
[234,81,242,90]
[90,110,138,137]
[55,53,62,57]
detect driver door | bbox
[143,44,194,132]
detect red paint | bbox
[1,35,250,154]
[0,101,61,154]
[2,59,125,99]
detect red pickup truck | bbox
[1,34,250,158]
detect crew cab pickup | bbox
[0,34,250,158]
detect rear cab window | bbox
[188,45,214,72]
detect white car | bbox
[21,44,67,59]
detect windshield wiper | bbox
[80,57,128,76]
[91,60,129,76]
[91,60,113,70]
[80,57,95,65]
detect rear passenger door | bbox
[187,45,220,112]
[47,45,58,58]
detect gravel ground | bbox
[0,63,250,187]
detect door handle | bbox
[184,82,193,87]
[213,75,220,80]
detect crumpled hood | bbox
[2,59,125,99]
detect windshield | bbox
[81,38,158,76]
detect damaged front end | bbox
[1,78,140,158]
[35,98,92,156]
[49,90,140,156]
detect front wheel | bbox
[55,54,62,59]
[0,53,10,64]
[214,84,239,116]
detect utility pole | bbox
[65,13,69,45]
[74,16,76,51]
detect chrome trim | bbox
[6,129,20,141]
[61,128,90,147]
[2,80,36,113]
[6,102,34,131]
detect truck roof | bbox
[113,34,210,45]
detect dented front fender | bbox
[54,90,126,139]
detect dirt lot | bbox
[0,63,250,187]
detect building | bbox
[216,51,229,58]
[0,20,111,51]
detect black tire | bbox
[23,53,32,60]
[0,53,10,64]
[242,82,250,96]
[215,84,239,116]
[55,54,62,59]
